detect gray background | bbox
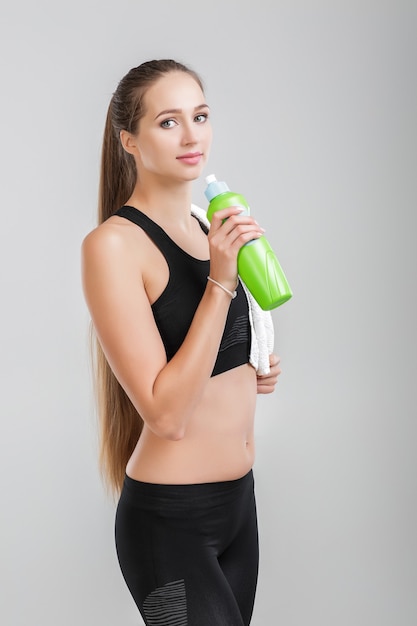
[1,1,416,625]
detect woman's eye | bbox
[160,119,176,128]
[194,113,208,123]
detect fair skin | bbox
[82,71,281,484]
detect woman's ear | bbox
[120,130,137,156]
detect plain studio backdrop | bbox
[0,1,416,625]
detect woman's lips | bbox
[177,152,203,165]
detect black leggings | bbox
[115,470,259,625]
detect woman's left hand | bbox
[256,353,281,394]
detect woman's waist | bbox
[118,470,256,526]
[127,428,255,485]
[122,468,254,505]
[126,363,257,484]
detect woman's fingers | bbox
[207,206,265,288]
[256,354,282,394]
[209,206,245,231]
[209,208,264,248]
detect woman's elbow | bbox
[151,412,186,441]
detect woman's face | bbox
[132,71,212,182]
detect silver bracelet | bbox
[207,276,238,299]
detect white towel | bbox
[191,204,274,375]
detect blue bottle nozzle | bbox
[204,174,230,202]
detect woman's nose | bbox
[181,121,198,145]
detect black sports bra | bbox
[115,206,250,376]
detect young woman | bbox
[82,59,281,626]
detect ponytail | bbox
[94,102,142,496]
[98,102,137,224]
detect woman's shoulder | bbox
[83,217,123,253]
[81,216,150,306]
[82,214,148,261]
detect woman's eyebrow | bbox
[154,103,210,121]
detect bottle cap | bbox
[204,174,230,201]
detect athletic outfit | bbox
[114,206,259,625]
[115,205,251,376]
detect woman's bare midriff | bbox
[126,362,257,484]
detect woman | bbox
[82,59,281,626]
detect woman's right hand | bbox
[207,207,265,292]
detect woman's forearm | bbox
[148,281,234,439]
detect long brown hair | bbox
[94,60,204,495]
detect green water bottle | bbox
[204,174,293,311]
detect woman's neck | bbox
[127,176,195,231]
